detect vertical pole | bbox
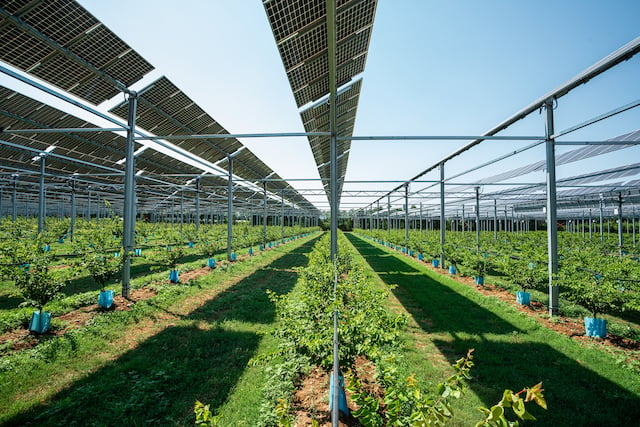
[121,93,137,299]
[38,155,46,234]
[87,188,91,222]
[599,195,604,242]
[462,204,466,234]
[281,191,285,242]
[263,181,267,248]
[589,208,592,239]
[195,177,201,232]
[493,199,498,241]
[544,98,559,317]
[387,195,391,237]
[419,202,423,233]
[618,193,624,256]
[180,189,184,233]
[227,157,233,261]
[70,178,77,242]
[475,186,480,248]
[439,163,446,266]
[404,184,409,250]
[633,209,637,246]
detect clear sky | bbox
[11,1,640,213]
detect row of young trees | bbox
[357,229,640,322]
[196,232,545,426]
[0,214,317,334]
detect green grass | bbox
[0,233,320,426]
[346,233,640,427]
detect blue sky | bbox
[9,1,640,212]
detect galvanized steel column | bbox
[439,163,445,266]
[544,98,559,317]
[195,177,201,232]
[70,177,76,241]
[227,157,233,262]
[493,199,497,241]
[263,181,267,248]
[121,93,137,299]
[475,186,480,247]
[404,184,409,249]
[599,195,604,241]
[280,191,285,242]
[618,193,624,256]
[38,155,45,233]
[387,195,391,236]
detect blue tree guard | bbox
[449,265,456,275]
[208,258,216,268]
[584,317,607,338]
[516,291,531,306]
[29,311,51,334]
[432,259,439,268]
[329,371,349,416]
[98,290,114,309]
[230,253,237,262]
[474,276,485,285]
[169,269,179,283]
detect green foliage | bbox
[475,382,546,427]
[194,400,221,426]
[497,242,547,292]
[460,250,491,278]
[154,230,185,270]
[7,235,67,313]
[73,221,122,290]
[559,247,624,318]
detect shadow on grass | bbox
[4,235,320,426]
[346,233,640,427]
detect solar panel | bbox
[0,86,205,187]
[0,0,154,104]
[109,76,316,211]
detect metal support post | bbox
[227,156,234,261]
[544,98,559,317]
[599,194,604,241]
[38,155,46,233]
[70,178,77,241]
[280,191,285,242]
[404,184,409,250]
[387,195,391,236]
[462,204,466,234]
[121,93,138,299]
[589,209,592,239]
[493,199,498,241]
[180,189,184,233]
[439,163,446,266]
[618,193,624,256]
[263,181,267,248]
[475,186,480,247]
[195,177,201,232]
[419,202,423,232]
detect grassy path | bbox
[1,234,320,426]
[346,233,640,427]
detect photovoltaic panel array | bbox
[263,0,377,204]
[0,0,154,105]
[300,79,362,203]
[449,128,640,194]
[263,0,376,108]
[0,85,203,188]
[109,76,317,212]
